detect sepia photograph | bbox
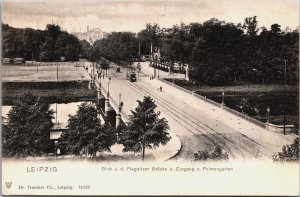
[1,0,299,196]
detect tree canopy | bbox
[4,93,54,157]
[2,23,82,62]
[273,137,299,162]
[87,17,298,85]
[58,102,116,157]
[90,32,138,66]
[119,96,170,160]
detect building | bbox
[73,26,109,44]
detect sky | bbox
[1,0,299,33]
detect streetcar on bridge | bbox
[126,71,137,82]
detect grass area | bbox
[165,78,299,95]
[2,81,96,105]
[2,64,90,82]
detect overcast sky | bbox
[2,0,299,33]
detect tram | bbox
[126,71,136,82]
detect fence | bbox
[159,78,267,129]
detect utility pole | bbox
[55,103,58,124]
[138,37,141,58]
[57,61,58,80]
[283,60,287,135]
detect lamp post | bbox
[267,107,270,124]
[99,71,102,89]
[283,60,287,135]
[116,93,123,129]
[54,140,58,161]
[192,81,195,94]
[222,91,225,105]
[172,72,175,85]
[56,61,58,80]
[107,77,111,97]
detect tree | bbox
[55,32,81,61]
[272,137,299,162]
[58,103,116,158]
[90,32,138,66]
[2,116,9,157]
[5,93,54,157]
[119,96,171,160]
[193,146,229,161]
[2,23,82,62]
[138,23,161,55]
[97,57,110,76]
[79,39,91,59]
[243,16,258,37]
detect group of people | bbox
[149,76,163,92]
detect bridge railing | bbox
[94,79,129,122]
[159,78,267,129]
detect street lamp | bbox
[99,71,102,88]
[222,91,225,105]
[267,107,270,124]
[172,72,175,85]
[107,77,111,97]
[283,60,287,135]
[56,61,59,80]
[192,81,195,94]
[54,140,58,161]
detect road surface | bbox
[89,61,296,161]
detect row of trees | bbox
[2,94,170,160]
[3,93,298,161]
[87,17,299,85]
[144,18,299,85]
[2,24,82,61]
[3,17,299,85]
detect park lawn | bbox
[2,64,90,82]
[165,78,299,95]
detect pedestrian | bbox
[160,86,162,92]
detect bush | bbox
[272,137,299,162]
[193,146,229,161]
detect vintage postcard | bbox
[1,0,299,196]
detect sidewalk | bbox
[147,77,296,153]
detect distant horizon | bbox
[2,19,299,35]
[2,0,299,33]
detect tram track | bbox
[92,67,272,159]
[113,72,258,159]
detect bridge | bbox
[83,61,296,161]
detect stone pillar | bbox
[185,64,189,81]
[97,109,105,124]
[88,80,92,89]
[116,114,121,128]
[97,89,101,99]
[105,99,110,117]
